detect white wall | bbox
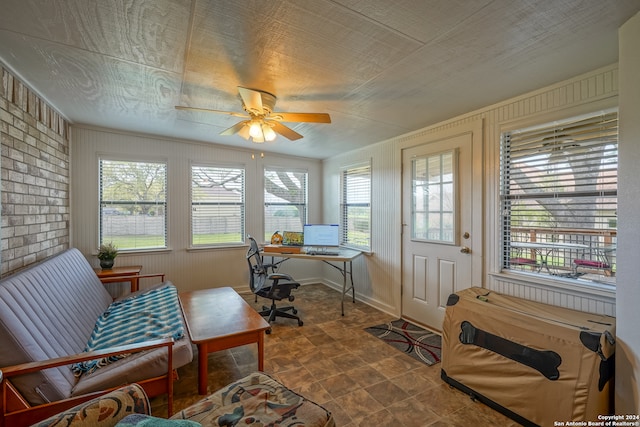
[616,10,640,414]
[71,126,324,295]
[323,142,400,315]
[323,64,620,318]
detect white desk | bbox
[264,248,363,316]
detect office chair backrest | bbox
[247,236,267,293]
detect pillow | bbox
[116,414,201,426]
[32,384,150,427]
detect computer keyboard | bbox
[306,250,340,256]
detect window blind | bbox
[341,163,371,249]
[264,168,307,241]
[500,110,618,282]
[99,159,167,250]
[191,165,245,245]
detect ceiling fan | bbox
[175,87,331,143]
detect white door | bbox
[401,123,482,331]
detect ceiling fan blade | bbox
[237,124,251,140]
[271,121,303,141]
[175,105,248,118]
[220,120,249,136]
[272,112,331,123]
[238,87,263,114]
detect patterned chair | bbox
[171,372,334,427]
[32,383,151,427]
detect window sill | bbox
[101,248,172,257]
[489,270,616,301]
[341,245,372,255]
[187,244,247,252]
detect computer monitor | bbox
[303,224,340,247]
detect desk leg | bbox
[349,261,355,304]
[341,261,346,316]
[131,277,139,293]
[341,261,356,316]
[197,343,208,395]
[340,262,347,316]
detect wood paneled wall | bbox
[323,64,618,317]
[71,126,324,295]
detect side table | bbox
[94,265,143,293]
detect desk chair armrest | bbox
[267,272,295,281]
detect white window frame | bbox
[499,109,618,288]
[99,157,168,251]
[341,161,372,250]
[190,163,245,247]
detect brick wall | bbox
[1,64,70,276]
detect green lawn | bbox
[104,233,243,249]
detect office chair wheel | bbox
[298,320,303,326]
[265,328,272,335]
[288,295,295,302]
[292,308,298,314]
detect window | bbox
[412,150,456,243]
[264,167,307,241]
[341,163,371,249]
[500,110,617,285]
[99,158,167,250]
[191,164,245,246]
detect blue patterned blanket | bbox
[72,284,184,376]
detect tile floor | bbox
[151,283,517,426]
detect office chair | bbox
[246,236,303,332]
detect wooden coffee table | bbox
[179,287,271,394]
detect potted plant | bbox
[97,242,118,269]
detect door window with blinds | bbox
[191,164,245,246]
[341,163,371,250]
[99,158,167,250]
[500,110,617,286]
[264,167,307,241]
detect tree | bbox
[264,170,306,225]
[101,160,166,215]
[508,139,617,230]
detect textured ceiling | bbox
[0,0,638,159]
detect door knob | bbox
[460,246,471,254]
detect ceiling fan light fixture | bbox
[177,87,329,144]
[249,120,263,139]
[262,123,276,141]
[247,118,276,143]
